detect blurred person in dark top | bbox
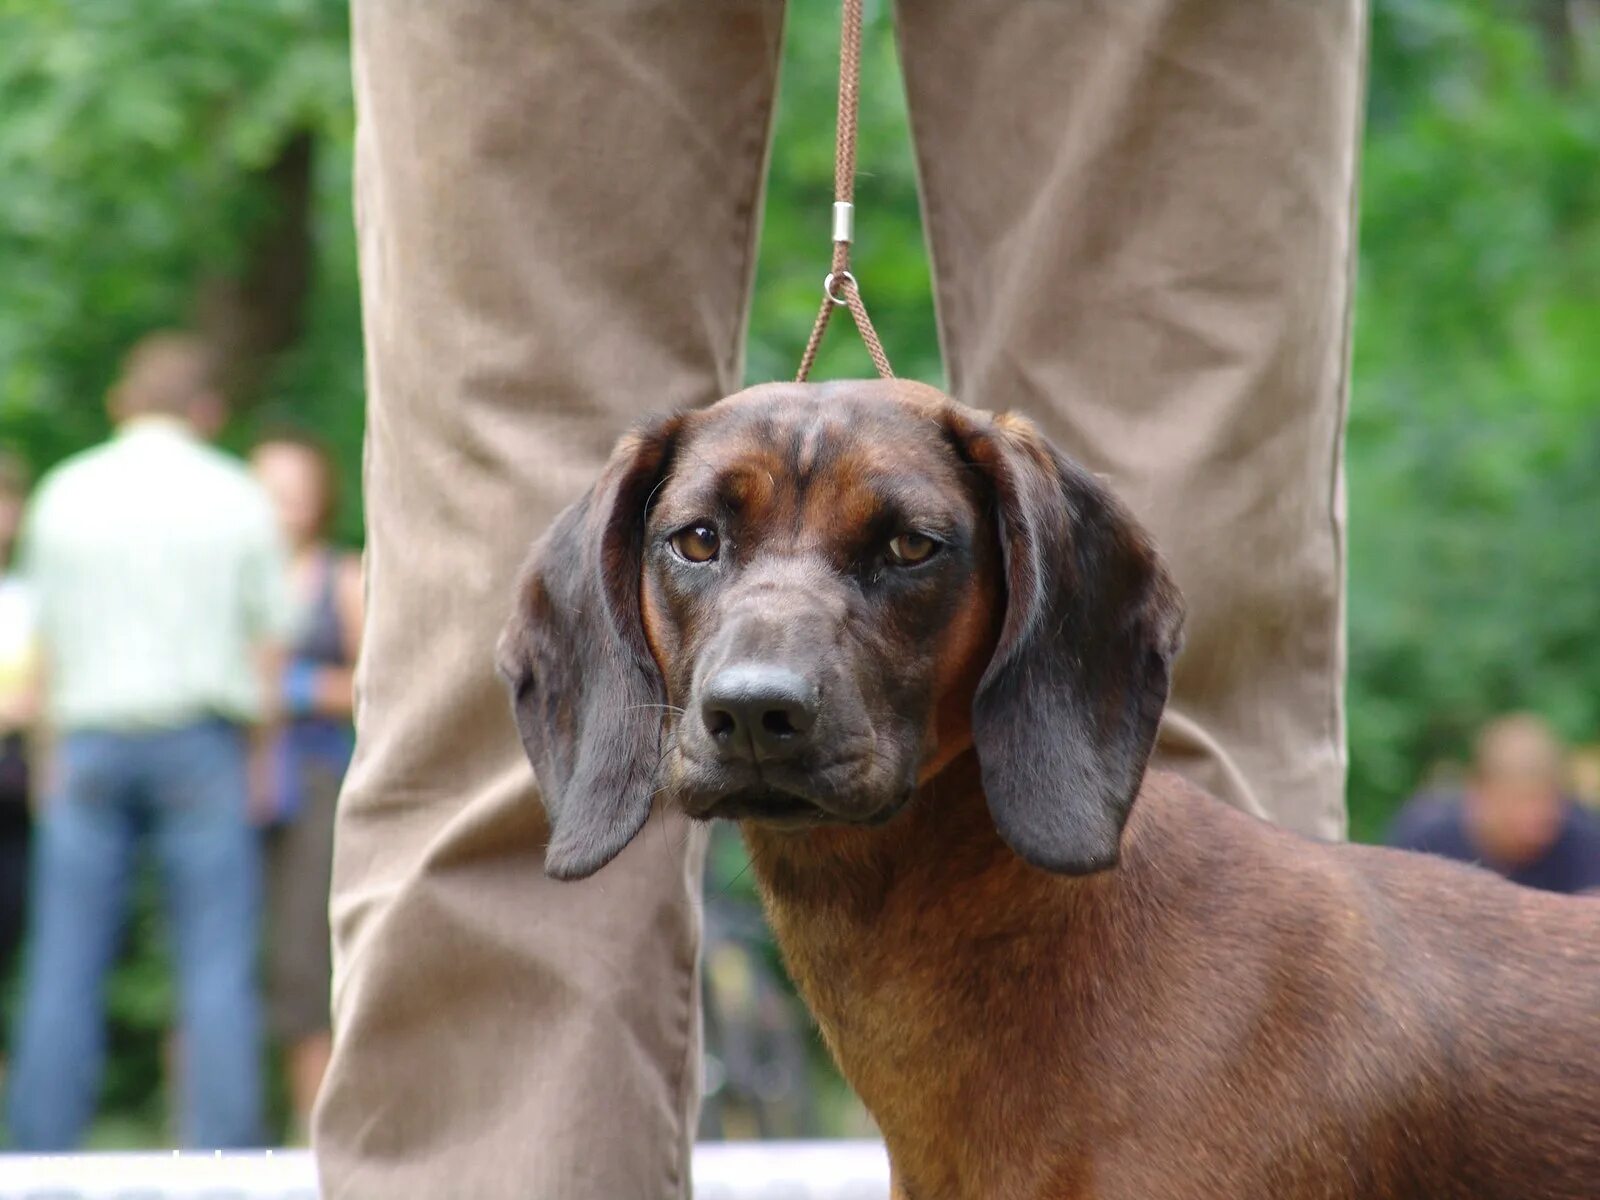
[250,433,362,1143]
[5,332,292,1150]
[1387,713,1600,895]
[0,452,38,1000]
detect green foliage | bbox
[1347,0,1600,837]
[1,0,1596,1142]
[0,0,355,483]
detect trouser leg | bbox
[154,722,263,1148]
[6,736,137,1149]
[897,0,1367,838]
[318,4,786,1195]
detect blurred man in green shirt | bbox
[7,333,292,1149]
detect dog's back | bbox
[1339,831,1600,1197]
[1130,783,1600,1199]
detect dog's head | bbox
[497,380,1184,880]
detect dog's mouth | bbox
[666,740,915,830]
[698,788,830,828]
[679,781,909,832]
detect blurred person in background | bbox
[1387,713,1600,895]
[0,452,38,1009]
[250,433,362,1143]
[5,332,292,1150]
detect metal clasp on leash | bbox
[832,201,855,244]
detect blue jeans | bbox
[7,721,264,1149]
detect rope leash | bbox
[795,0,895,383]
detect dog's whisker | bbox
[652,739,681,772]
[717,856,755,898]
[642,470,676,512]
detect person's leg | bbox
[6,734,137,1149]
[151,721,263,1148]
[0,831,29,985]
[266,756,340,1139]
[896,0,1366,838]
[320,4,785,1195]
[0,733,32,982]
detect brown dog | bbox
[498,380,1600,1199]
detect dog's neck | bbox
[740,750,1177,1197]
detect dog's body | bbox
[500,380,1600,1199]
[753,760,1600,1199]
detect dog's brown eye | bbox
[887,532,938,565]
[671,524,721,564]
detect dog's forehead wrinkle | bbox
[661,395,977,545]
[793,405,838,478]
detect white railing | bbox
[0,1141,891,1199]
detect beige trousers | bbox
[318,2,1366,1195]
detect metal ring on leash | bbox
[824,270,856,307]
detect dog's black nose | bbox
[701,664,819,762]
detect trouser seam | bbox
[891,4,960,396]
[1325,1,1370,838]
[663,879,701,1199]
[724,2,788,392]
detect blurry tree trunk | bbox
[194,129,315,407]
[1532,0,1598,89]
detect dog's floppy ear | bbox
[496,417,680,880]
[947,409,1184,875]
